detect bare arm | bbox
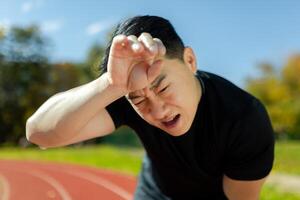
[26,73,126,148]
[26,33,166,149]
[223,175,267,200]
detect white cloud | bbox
[0,19,11,35]
[86,19,115,36]
[0,19,11,29]
[21,0,44,13]
[41,20,63,33]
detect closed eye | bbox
[159,86,169,94]
[134,99,145,106]
[133,86,169,105]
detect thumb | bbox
[147,60,163,83]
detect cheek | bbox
[168,93,181,105]
[167,86,186,106]
[167,86,195,115]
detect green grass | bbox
[273,141,300,175]
[0,144,144,175]
[1,141,299,175]
[261,185,300,200]
[0,141,300,199]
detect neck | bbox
[194,74,202,105]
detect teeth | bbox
[163,115,176,123]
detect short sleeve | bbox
[224,99,275,180]
[105,96,129,128]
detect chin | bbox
[158,115,192,136]
[170,126,190,136]
[164,123,191,137]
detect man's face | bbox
[126,56,201,136]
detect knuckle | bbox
[154,38,164,46]
[141,32,151,37]
[113,34,125,42]
[128,35,138,40]
[141,32,153,41]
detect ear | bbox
[183,47,197,74]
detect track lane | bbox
[0,167,64,200]
[0,160,137,200]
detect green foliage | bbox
[246,56,300,139]
[85,43,104,77]
[0,25,52,144]
[0,25,101,146]
[0,61,51,143]
[282,56,300,94]
[0,25,49,62]
[49,62,83,93]
[100,126,142,147]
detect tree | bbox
[246,55,300,139]
[85,43,104,76]
[0,25,86,145]
[0,25,49,63]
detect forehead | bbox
[125,58,183,99]
[127,73,167,99]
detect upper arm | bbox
[223,101,274,200]
[55,108,116,146]
[223,175,267,200]
[222,99,274,199]
[224,99,275,180]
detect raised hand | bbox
[107,32,166,93]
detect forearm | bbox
[26,72,126,145]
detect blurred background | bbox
[0,0,300,199]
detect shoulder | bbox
[197,70,274,144]
[196,70,259,121]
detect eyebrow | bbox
[127,74,166,100]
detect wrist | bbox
[97,72,129,98]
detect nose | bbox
[148,97,168,120]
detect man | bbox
[26,15,274,199]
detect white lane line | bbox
[25,169,73,200]
[0,174,10,200]
[63,169,133,200]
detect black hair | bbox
[99,15,185,75]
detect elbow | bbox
[25,117,57,148]
[26,117,37,142]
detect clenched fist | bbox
[106,32,166,93]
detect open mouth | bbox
[161,114,180,128]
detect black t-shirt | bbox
[106,70,275,199]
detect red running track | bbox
[0,160,137,200]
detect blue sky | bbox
[1,0,300,87]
